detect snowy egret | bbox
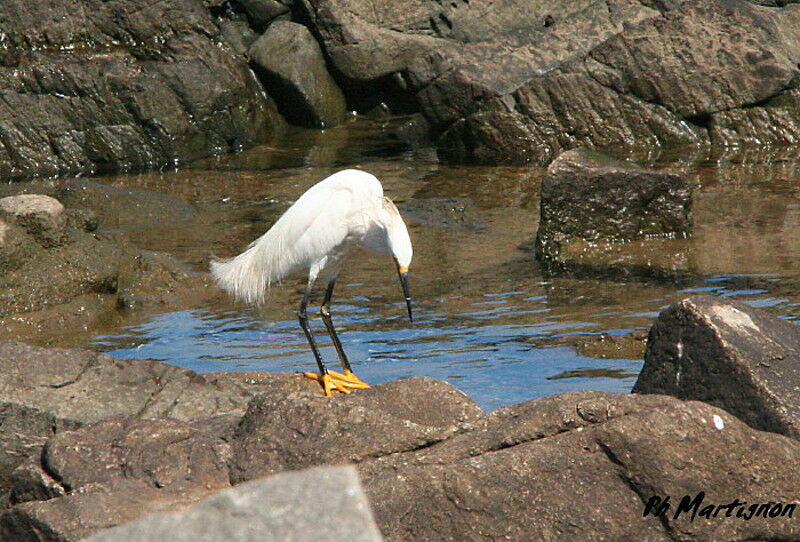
[211,169,413,396]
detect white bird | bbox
[211,169,413,396]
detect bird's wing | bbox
[211,171,382,304]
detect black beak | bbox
[398,269,413,323]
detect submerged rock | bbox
[56,180,198,231]
[82,466,383,542]
[534,148,692,279]
[634,295,800,440]
[249,21,347,128]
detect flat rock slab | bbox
[249,20,346,128]
[534,148,692,279]
[634,295,800,439]
[363,392,800,541]
[0,341,319,498]
[231,377,484,483]
[83,466,382,542]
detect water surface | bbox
[85,117,800,410]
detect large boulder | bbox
[249,20,347,128]
[363,392,800,541]
[299,0,800,164]
[534,148,692,278]
[82,466,383,542]
[634,295,800,440]
[0,0,283,179]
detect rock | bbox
[0,483,214,542]
[398,197,485,231]
[230,377,483,483]
[9,417,233,505]
[633,295,800,439]
[299,0,800,164]
[239,0,291,30]
[56,180,198,231]
[82,466,383,542]
[0,195,66,248]
[363,392,800,541]
[0,0,283,179]
[219,18,260,55]
[534,148,692,278]
[0,341,319,501]
[249,21,347,128]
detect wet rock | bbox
[230,377,483,483]
[239,0,291,30]
[574,331,648,360]
[249,21,347,128]
[219,18,260,55]
[534,149,692,278]
[0,0,282,179]
[300,0,800,164]
[363,392,800,541]
[0,187,208,342]
[0,341,318,500]
[633,295,800,439]
[0,195,66,248]
[56,180,197,231]
[83,466,383,542]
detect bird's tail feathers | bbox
[210,243,272,305]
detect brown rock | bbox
[300,0,800,164]
[363,392,800,541]
[633,295,800,439]
[249,21,347,128]
[534,148,693,279]
[0,0,283,179]
[230,377,483,483]
[0,341,318,501]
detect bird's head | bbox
[382,198,413,322]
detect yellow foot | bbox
[303,370,370,397]
[327,369,370,389]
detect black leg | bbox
[319,279,353,374]
[297,284,328,376]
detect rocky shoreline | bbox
[1,0,799,179]
[1,293,800,540]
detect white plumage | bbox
[210,168,414,396]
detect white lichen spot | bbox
[711,305,759,333]
[713,414,725,430]
[676,368,681,385]
[676,340,683,359]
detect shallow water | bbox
[84,117,800,411]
